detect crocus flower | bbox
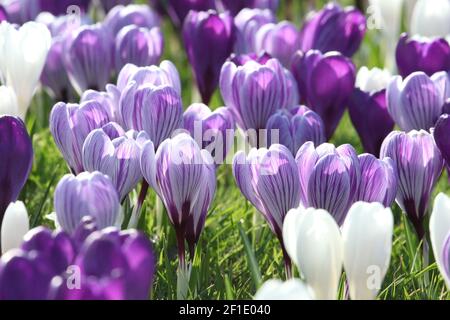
[220,0,279,16]
[182,10,234,104]
[298,3,366,58]
[266,105,326,156]
[82,128,150,202]
[0,86,19,115]
[295,142,360,225]
[233,144,300,276]
[1,201,29,254]
[164,0,216,26]
[183,103,235,165]
[100,0,132,13]
[0,21,51,119]
[387,71,449,131]
[348,67,394,156]
[291,50,356,140]
[410,0,450,38]
[64,24,113,94]
[254,279,314,300]
[433,113,450,171]
[2,0,41,25]
[0,116,33,235]
[114,25,164,72]
[80,85,121,123]
[233,8,275,54]
[50,100,111,174]
[380,130,444,238]
[396,34,450,78]
[255,21,301,68]
[0,5,8,22]
[104,4,160,35]
[230,52,272,66]
[54,172,121,234]
[429,193,450,289]
[39,0,90,16]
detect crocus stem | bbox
[176,227,186,270]
[155,195,164,230]
[280,241,293,279]
[176,226,190,300]
[423,237,430,286]
[128,180,148,228]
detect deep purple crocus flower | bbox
[182,10,234,104]
[433,113,450,175]
[164,0,216,26]
[396,33,450,78]
[104,4,160,35]
[220,0,279,16]
[298,3,366,58]
[266,105,326,156]
[291,50,356,140]
[0,116,33,240]
[0,5,8,22]
[100,0,132,13]
[380,130,444,239]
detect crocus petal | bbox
[254,278,314,300]
[410,0,450,38]
[1,201,29,254]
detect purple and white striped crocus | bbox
[80,85,121,124]
[233,144,300,277]
[54,172,121,234]
[387,71,450,131]
[104,4,160,35]
[348,67,395,156]
[380,130,444,239]
[266,105,326,156]
[182,10,234,104]
[291,50,356,140]
[183,103,235,165]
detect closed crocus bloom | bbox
[380,130,444,238]
[183,10,234,104]
[429,193,450,288]
[342,202,394,300]
[220,0,279,16]
[165,0,216,26]
[183,103,235,165]
[1,202,29,254]
[104,4,160,35]
[410,0,450,38]
[295,142,360,225]
[266,105,326,156]
[396,34,450,78]
[348,67,394,156]
[0,116,33,232]
[234,8,275,54]
[254,279,314,300]
[54,172,120,234]
[82,128,150,202]
[283,207,343,300]
[291,50,356,140]
[1,0,39,25]
[0,85,19,115]
[50,101,110,174]
[255,21,301,68]
[230,52,272,66]
[433,114,450,171]
[387,71,448,131]
[64,24,112,94]
[114,25,163,72]
[0,21,51,119]
[298,3,366,58]
[81,85,121,123]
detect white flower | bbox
[410,0,450,38]
[1,201,29,254]
[254,278,315,300]
[0,85,19,116]
[356,66,392,93]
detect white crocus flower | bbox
[429,193,450,289]
[254,279,315,300]
[342,202,394,300]
[356,66,392,93]
[0,85,19,115]
[0,21,51,119]
[1,201,29,254]
[283,207,343,300]
[410,0,450,38]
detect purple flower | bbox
[80,85,121,123]
[2,0,39,25]
[387,71,449,131]
[54,172,121,234]
[183,103,235,165]
[64,24,113,94]
[165,0,216,26]
[266,105,326,156]
[291,50,356,140]
[295,142,360,225]
[433,113,450,174]
[82,128,150,201]
[230,52,272,66]
[50,101,111,174]
[100,0,132,13]
[0,5,8,22]
[220,0,279,16]
[255,21,301,68]
[396,33,450,78]
[114,25,164,72]
[104,4,160,35]
[0,116,33,230]
[182,10,235,104]
[39,0,90,16]
[380,130,444,238]
[298,3,366,57]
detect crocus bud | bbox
[298,3,366,57]
[342,202,394,300]
[410,0,450,38]
[0,21,51,118]
[433,113,450,171]
[380,130,444,238]
[387,71,448,131]
[396,34,450,78]
[0,86,19,115]
[80,85,121,123]
[254,279,314,300]
[182,10,234,104]
[104,4,160,35]
[165,0,216,26]
[114,25,163,72]
[54,172,121,234]
[291,50,356,140]
[348,67,394,156]
[255,21,301,68]
[1,201,29,254]
[283,207,343,300]
[266,105,326,156]
[220,0,279,16]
